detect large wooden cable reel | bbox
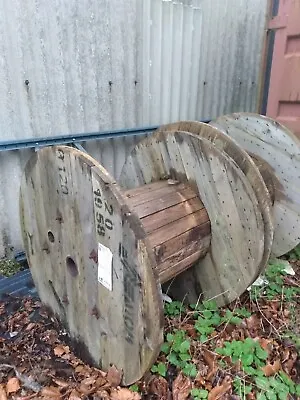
[20,123,275,385]
[210,113,300,256]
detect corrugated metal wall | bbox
[0,0,268,257]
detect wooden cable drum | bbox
[124,181,211,283]
[211,113,300,256]
[19,124,274,385]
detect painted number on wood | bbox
[119,243,141,345]
[93,188,114,236]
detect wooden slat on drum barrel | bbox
[125,181,211,283]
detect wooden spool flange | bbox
[156,121,274,281]
[211,113,300,256]
[120,128,272,305]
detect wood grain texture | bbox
[119,130,268,306]
[158,121,274,280]
[211,113,300,256]
[19,146,164,385]
[125,180,211,283]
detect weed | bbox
[164,301,186,317]
[285,244,300,261]
[250,260,300,302]
[190,388,208,399]
[129,384,139,393]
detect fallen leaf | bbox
[0,385,7,400]
[106,365,123,387]
[208,376,232,400]
[110,388,141,400]
[68,389,81,400]
[172,372,192,400]
[54,345,70,357]
[261,360,281,377]
[149,375,169,399]
[52,378,70,388]
[95,389,110,399]
[6,377,20,394]
[25,322,36,331]
[40,386,61,398]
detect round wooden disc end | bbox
[19,145,164,385]
[211,113,300,256]
[120,129,268,306]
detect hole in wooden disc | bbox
[48,231,55,243]
[66,256,78,277]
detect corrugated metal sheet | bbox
[0,0,268,257]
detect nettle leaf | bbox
[241,353,254,366]
[191,388,209,399]
[257,393,267,400]
[161,342,170,354]
[230,316,243,325]
[244,366,257,376]
[179,352,191,362]
[200,334,208,343]
[255,345,268,360]
[203,300,218,311]
[180,340,190,353]
[182,363,197,378]
[202,310,212,319]
[255,377,270,391]
[157,362,167,377]
[166,333,174,343]
[167,352,180,366]
[265,390,277,400]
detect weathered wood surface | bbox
[19,146,164,385]
[119,130,268,306]
[157,121,274,280]
[125,180,211,283]
[211,113,300,256]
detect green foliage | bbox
[151,362,167,377]
[161,330,197,377]
[254,372,300,400]
[285,244,300,260]
[164,301,186,317]
[233,377,252,398]
[0,258,22,277]
[129,384,139,393]
[190,388,209,399]
[192,300,251,342]
[216,338,267,373]
[250,260,300,302]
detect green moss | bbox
[0,258,23,277]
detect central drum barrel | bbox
[124,181,211,283]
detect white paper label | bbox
[97,243,113,291]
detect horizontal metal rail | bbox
[0,120,210,152]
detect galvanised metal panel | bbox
[0,0,268,256]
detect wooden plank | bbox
[125,182,190,207]
[153,222,211,263]
[20,146,164,386]
[212,113,300,256]
[123,180,171,198]
[148,209,209,248]
[131,188,197,218]
[141,197,204,233]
